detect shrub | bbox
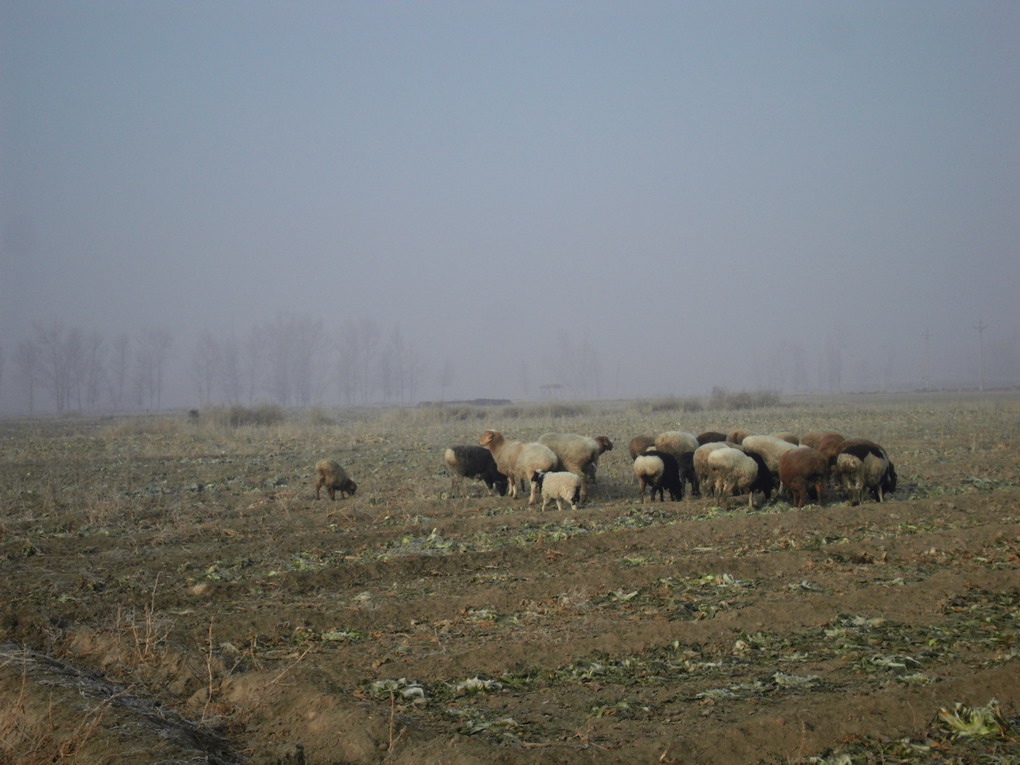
[205,404,285,428]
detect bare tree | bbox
[439,359,455,402]
[543,333,601,399]
[33,321,75,412]
[219,334,242,404]
[379,324,424,403]
[823,326,850,393]
[337,317,380,405]
[108,334,131,411]
[135,328,173,408]
[242,327,263,404]
[76,330,106,411]
[14,339,40,414]
[190,330,220,404]
[260,313,324,406]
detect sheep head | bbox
[479,430,503,451]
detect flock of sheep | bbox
[316,426,897,512]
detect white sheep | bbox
[833,438,895,505]
[537,432,612,504]
[693,442,733,498]
[479,430,558,506]
[740,435,797,485]
[706,447,758,508]
[530,470,581,511]
[633,454,665,503]
[770,432,800,445]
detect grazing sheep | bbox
[479,430,558,505]
[580,436,614,486]
[633,454,665,503]
[706,447,759,508]
[771,432,800,446]
[778,447,829,508]
[834,438,895,505]
[728,429,750,444]
[628,435,656,460]
[531,470,581,511]
[693,442,733,498]
[697,431,728,445]
[443,446,508,497]
[654,430,701,497]
[314,459,357,500]
[742,448,776,503]
[814,432,847,465]
[538,433,612,504]
[800,430,843,451]
[642,449,684,501]
[740,435,798,485]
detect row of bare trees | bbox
[1,314,425,414]
[6,322,174,414]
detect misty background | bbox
[1,1,1017,415]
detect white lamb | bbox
[531,470,582,512]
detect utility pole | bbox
[923,329,932,390]
[975,320,987,391]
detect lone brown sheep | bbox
[315,459,357,500]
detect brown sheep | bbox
[728,429,750,444]
[815,432,847,465]
[628,434,656,460]
[778,447,829,508]
[315,459,357,500]
[801,430,844,452]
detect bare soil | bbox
[1,392,1018,764]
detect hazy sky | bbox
[2,1,1018,406]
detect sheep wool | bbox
[531,470,582,512]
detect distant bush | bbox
[387,404,492,425]
[205,404,286,428]
[709,387,782,411]
[635,396,704,414]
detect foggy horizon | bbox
[2,2,1018,414]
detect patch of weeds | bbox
[865,653,923,675]
[590,696,649,719]
[462,608,518,626]
[620,554,658,567]
[383,529,463,557]
[449,712,524,744]
[962,476,1009,491]
[320,629,364,644]
[938,698,1014,740]
[451,677,503,696]
[809,699,1020,763]
[365,677,428,705]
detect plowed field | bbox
[2,392,1018,764]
